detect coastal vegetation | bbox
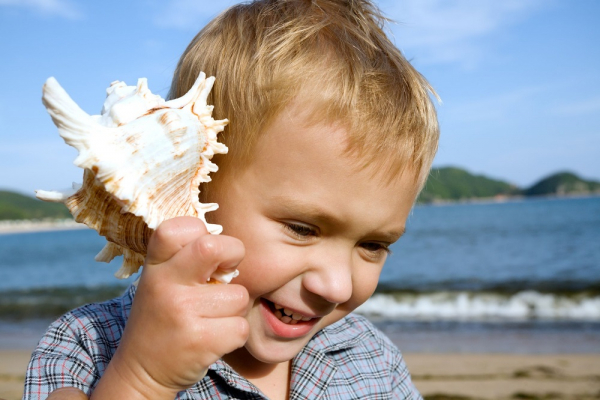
[418,168,600,203]
[418,167,520,203]
[1,168,599,220]
[0,190,70,220]
[521,171,600,197]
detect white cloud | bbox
[378,0,549,68]
[154,0,240,30]
[0,0,82,19]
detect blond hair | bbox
[169,0,439,193]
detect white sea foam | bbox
[355,291,600,321]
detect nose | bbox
[301,244,354,305]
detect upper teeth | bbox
[274,303,312,321]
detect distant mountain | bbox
[521,171,600,197]
[418,168,600,203]
[0,190,71,220]
[418,167,519,203]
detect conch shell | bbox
[36,73,237,282]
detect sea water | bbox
[1,196,599,352]
[359,196,600,321]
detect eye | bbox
[283,222,318,239]
[360,242,391,260]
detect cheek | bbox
[346,265,383,309]
[233,237,296,298]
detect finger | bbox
[47,387,89,400]
[146,216,209,265]
[166,233,245,284]
[187,284,249,318]
[193,316,249,363]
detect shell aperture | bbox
[36,73,236,281]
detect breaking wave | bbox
[0,285,128,320]
[356,290,600,321]
[4,285,599,322]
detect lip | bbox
[260,299,319,338]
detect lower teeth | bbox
[273,306,303,324]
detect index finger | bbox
[145,216,210,266]
[166,233,245,285]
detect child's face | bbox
[209,102,419,367]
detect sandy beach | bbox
[405,353,600,400]
[0,220,87,235]
[2,349,598,399]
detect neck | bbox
[223,348,291,400]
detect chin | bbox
[244,336,309,365]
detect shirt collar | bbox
[306,314,370,353]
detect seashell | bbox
[36,72,238,283]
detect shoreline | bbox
[416,192,600,207]
[0,219,88,235]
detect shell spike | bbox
[198,76,215,105]
[42,78,103,155]
[192,77,215,115]
[206,223,223,235]
[211,142,228,155]
[114,249,145,279]
[136,78,149,93]
[35,188,75,203]
[164,72,208,109]
[95,242,123,263]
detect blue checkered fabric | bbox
[24,285,422,399]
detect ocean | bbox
[1,196,599,352]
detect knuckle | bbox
[151,220,179,245]
[235,317,250,341]
[203,285,249,313]
[152,217,208,246]
[229,284,250,306]
[194,236,222,262]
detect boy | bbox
[25,0,439,398]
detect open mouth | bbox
[263,299,315,325]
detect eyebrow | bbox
[377,226,406,243]
[270,195,406,242]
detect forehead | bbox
[230,103,420,235]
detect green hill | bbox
[418,168,600,203]
[418,167,519,203]
[522,171,600,196]
[0,190,71,220]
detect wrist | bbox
[91,351,181,400]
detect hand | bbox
[92,217,249,399]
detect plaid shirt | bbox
[24,285,422,399]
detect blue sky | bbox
[1,0,599,195]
